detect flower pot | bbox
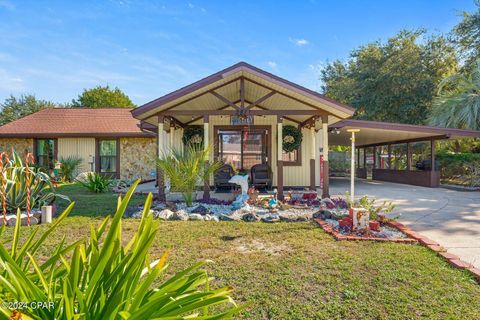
[339,217,353,230]
[369,220,380,232]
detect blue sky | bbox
[0,0,477,106]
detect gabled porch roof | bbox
[131,62,355,126]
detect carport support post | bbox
[203,115,210,201]
[157,115,166,202]
[321,115,330,198]
[347,129,360,204]
[277,116,284,200]
[406,142,411,170]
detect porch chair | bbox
[214,164,236,190]
[250,163,272,190]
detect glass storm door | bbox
[218,128,268,170]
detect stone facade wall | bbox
[0,138,33,156]
[120,137,156,181]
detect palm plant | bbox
[157,146,221,206]
[59,155,83,182]
[0,181,241,319]
[428,60,480,130]
[1,151,69,213]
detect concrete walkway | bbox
[330,177,480,268]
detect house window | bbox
[217,128,268,170]
[97,139,118,176]
[35,139,56,169]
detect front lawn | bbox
[41,185,480,319]
[55,183,147,216]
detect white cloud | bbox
[0,69,24,92]
[267,61,277,69]
[188,3,194,9]
[290,38,309,47]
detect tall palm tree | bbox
[428,60,480,130]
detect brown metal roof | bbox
[329,119,480,146]
[0,108,154,138]
[131,61,356,122]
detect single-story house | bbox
[0,108,156,180]
[0,62,479,199]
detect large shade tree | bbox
[320,30,458,124]
[72,85,135,108]
[451,1,480,70]
[0,94,56,126]
[428,60,480,130]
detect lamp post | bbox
[347,129,360,204]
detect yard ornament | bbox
[229,174,249,210]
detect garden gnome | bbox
[268,189,279,213]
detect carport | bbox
[329,119,480,187]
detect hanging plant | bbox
[282,125,303,152]
[182,126,204,147]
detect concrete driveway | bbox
[330,177,480,268]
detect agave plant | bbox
[157,146,221,206]
[78,172,113,193]
[1,151,69,213]
[0,180,241,319]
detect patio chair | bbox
[250,163,272,190]
[214,164,236,190]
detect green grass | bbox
[55,183,147,216]
[40,185,480,319]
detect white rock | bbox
[171,210,189,221]
[189,213,204,221]
[154,209,174,220]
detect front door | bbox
[216,127,269,171]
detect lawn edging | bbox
[314,218,480,283]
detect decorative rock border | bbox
[314,219,417,244]
[315,218,480,283]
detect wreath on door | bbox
[282,125,303,152]
[182,126,204,148]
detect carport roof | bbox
[329,119,480,147]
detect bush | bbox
[78,172,113,193]
[1,151,69,213]
[59,155,83,182]
[0,181,241,319]
[436,151,480,186]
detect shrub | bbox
[157,146,221,206]
[1,151,69,213]
[59,155,83,182]
[437,151,480,186]
[78,172,113,193]
[0,181,241,319]
[356,195,396,221]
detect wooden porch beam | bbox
[152,77,241,116]
[209,91,241,110]
[240,77,245,108]
[244,91,276,110]
[184,99,241,125]
[244,77,333,115]
[160,109,326,116]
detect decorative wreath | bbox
[182,126,204,147]
[282,125,303,152]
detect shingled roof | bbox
[0,108,153,138]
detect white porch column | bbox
[157,115,166,201]
[321,115,330,198]
[309,125,316,190]
[203,115,210,200]
[277,116,284,200]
